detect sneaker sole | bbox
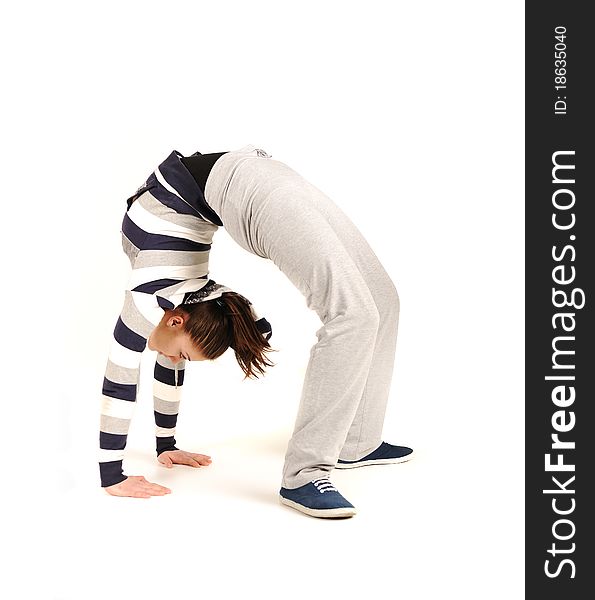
[335,450,415,469]
[279,496,357,518]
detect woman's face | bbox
[147,310,207,364]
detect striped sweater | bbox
[99,150,271,488]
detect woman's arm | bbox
[98,290,149,487]
[153,352,185,457]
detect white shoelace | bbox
[311,477,338,493]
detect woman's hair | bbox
[176,292,276,380]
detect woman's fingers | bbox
[140,482,171,494]
[159,455,174,468]
[104,475,171,498]
[189,453,212,465]
[157,451,207,468]
[159,450,212,467]
[180,456,201,468]
[134,478,171,495]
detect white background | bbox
[2,1,524,598]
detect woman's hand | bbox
[104,476,171,498]
[157,449,213,469]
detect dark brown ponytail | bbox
[178,292,276,380]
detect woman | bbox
[99,144,413,519]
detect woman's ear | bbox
[165,309,186,328]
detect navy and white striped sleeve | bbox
[153,353,185,457]
[98,290,149,487]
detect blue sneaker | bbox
[279,477,357,518]
[335,441,414,469]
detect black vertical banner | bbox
[526,2,594,597]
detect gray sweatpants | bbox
[204,144,400,490]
